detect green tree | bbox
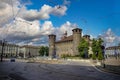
[91,38,104,60]
[78,38,89,58]
[92,53,96,60]
[44,46,49,56]
[39,46,45,56]
[98,50,104,60]
[91,39,97,54]
[39,46,49,56]
[97,38,104,60]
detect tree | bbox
[91,38,104,60]
[39,46,45,56]
[39,46,49,56]
[92,53,96,60]
[98,50,104,60]
[78,38,89,58]
[91,39,97,54]
[44,46,49,56]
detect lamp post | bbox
[0,39,7,62]
[101,42,105,68]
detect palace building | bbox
[0,41,40,58]
[48,28,91,57]
[105,46,120,58]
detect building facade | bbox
[48,28,91,57]
[0,42,40,58]
[104,46,120,67]
[105,46,120,58]
[19,45,40,58]
[0,43,19,58]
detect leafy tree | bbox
[92,53,96,60]
[91,39,97,54]
[98,50,104,60]
[39,46,45,56]
[91,38,104,60]
[44,46,49,56]
[39,46,49,56]
[78,38,89,58]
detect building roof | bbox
[72,28,82,31]
[20,45,40,49]
[56,35,73,43]
[48,34,56,36]
[83,35,90,37]
[106,46,120,50]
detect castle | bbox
[48,28,91,58]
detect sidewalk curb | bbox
[90,61,120,75]
[96,66,120,75]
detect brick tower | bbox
[48,34,56,58]
[72,28,82,55]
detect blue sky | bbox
[27,0,120,36]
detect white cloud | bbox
[99,28,120,47]
[20,5,52,21]
[0,0,21,26]
[53,21,77,40]
[19,4,67,21]
[0,0,70,46]
[60,21,77,35]
[0,17,40,40]
[102,28,116,43]
[41,21,54,35]
[0,0,68,25]
[0,19,78,45]
[51,5,67,16]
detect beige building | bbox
[104,46,120,67]
[0,43,19,57]
[19,45,40,58]
[105,46,120,58]
[48,28,91,58]
[0,42,40,58]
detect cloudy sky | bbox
[0,0,120,47]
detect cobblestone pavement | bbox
[0,59,120,80]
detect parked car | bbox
[10,58,15,62]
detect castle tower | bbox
[83,35,90,42]
[48,34,56,58]
[72,28,82,55]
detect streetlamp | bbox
[101,43,105,68]
[0,39,7,62]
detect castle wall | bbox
[55,41,73,57]
[48,28,84,58]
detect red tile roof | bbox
[56,35,73,43]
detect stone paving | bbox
[0,59,120,80]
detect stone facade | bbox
[55,39,73,56]
[48,28,91,57]
[104,46,120,70]
[19,45,40,58]
[0,43,19,57]
[0,42,40,58]
[105,46,120,58]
